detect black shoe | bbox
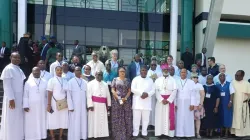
[132,136,139,140]
[141,135,149,140]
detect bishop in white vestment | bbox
[49,52,63,77]
[23,67,47,140]
[131,66,155,138]
[175,69,196,137]
[47,66,68,139]
[87,71,111,138]
[147,60,162,126]
[0,53,26,140]
[155,67,177,137]
[67,67,88,140]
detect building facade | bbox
[0,0,250,78]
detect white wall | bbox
[213,37,250,80]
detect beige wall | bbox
[213,37,250,80]
[196,0,250,16]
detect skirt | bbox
[194,106,205,120]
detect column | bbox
[169,0,178,64]
[181,0,193,53]
[18,0,27,43]
[0,0,12,46]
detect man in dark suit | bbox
[70,40,86,65]
[0,41,11,73]
[181,47,193,70]
[195,47,207,67]
[126,54,143,81]
[18,35,34,79]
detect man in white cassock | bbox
[47,66,68,139]
[49,52,63,77]
[87,70,111,138]
[0,52,26,140]
[155,66,177,137]
[175,68,196,138]
[146,60,162,127]
[67,66,88,140]
[29,60,52,81]
[131,65,155,139]
[23,67,47,140]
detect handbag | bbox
[53,96,68,111]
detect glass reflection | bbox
[27,0,43,4]
[66,0,85,8]
[103,0,118,11]
[138,0,155,13]
[86,0,102,9]
[121,0,137,12]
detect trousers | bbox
[132,109,150,136]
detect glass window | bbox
[86,27,102,46]
[65,26,85,44]
[138,0,155,13]
[121,0,137,12]
[119,29,137,48]
[103,0,118,11]
[155,32,169,58]
[66,0,85,8]
[27,24,44,41]
[119,48,136,65]
[86,0,102,9]
[102,28,118,47]
[137,31,154,49]
[65,45,74,60]
[50,25,65,43]
[156,0,170,14]
[44,0,65,6]
[27,0,43,4]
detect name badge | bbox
[107,81,111,85]
[221,92,225,96]
[206,93,211,98]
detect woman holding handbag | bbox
[47,66,68,140]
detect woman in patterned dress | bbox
[111,67,133,140]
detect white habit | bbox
[49,60,61,77]
[155,76,177,137]
[0,64,26,140]
[147,68,162,126]
[175,78,196,137]
[86,60,105,76]
[23,77,47,140]
[62,71,75,81]
[131,76,155,136]
[28,70,52,82]
[67,77,88,140]
[87,79,111,138]
[47,76,68,129]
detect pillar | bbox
[170,0,178,64]
[0,0,12,47]
[18,0,27,42]
[181,0,193,53]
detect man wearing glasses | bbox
[147,60,162,128]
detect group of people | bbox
[0,44,250,140]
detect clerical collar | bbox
[34,77,40,80]
[56,76,62,79]
[83,73,91,77]
[181,78,187,81]
[140,76,146,79]
[75,76,81,80]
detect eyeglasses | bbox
[151,64,157,66]
[192,77,198,79]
